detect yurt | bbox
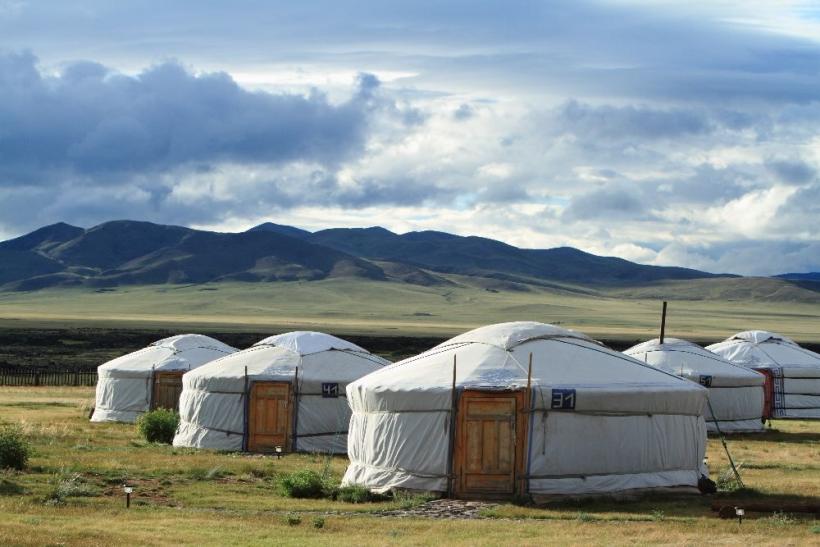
[343,322,709,499]
[173,331,390,454]
[707,331,820,419]
[624,338,765,433]
[91,334,237,423]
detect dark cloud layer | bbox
[562,184,651,222]
[0,52,374,185]
[555,100,712,141]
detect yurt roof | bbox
[357,322,694,391]
[99,334,236,373]
[437,321,596,351]
[184,331,388,384]
[151,334,237,353]
[348,322,705,415]
[253,331,369,355]
[707,330,820,369]
[624,337,763,384]
[728,330,797,346]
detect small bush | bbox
[764,511,796,527]
[576,511,595,522]
[285,513,302,526]
[43,473,98,505]
[716,464,744,493]
[0,425,31,470]
[391,490,437,509]
[280,469,326,499]
[312,516,325,529]
[187,466,226,481]
[335,484,375,503]
[136,409,179,444]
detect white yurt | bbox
[624,338,765,433]
[343,322,709,499]
[173,331,390,454]
[91,334,238,423]
[707,331,820,419]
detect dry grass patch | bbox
[0,387,817,545]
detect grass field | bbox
[0,386,818,546]
[0,279,819,343]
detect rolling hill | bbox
[0,221,385,290]
[0,220,817,304]
[251,223,728,285]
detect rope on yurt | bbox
[707,397,744,488]
[292,365,300,453]
[242,366,249,451]
[446,354,457,498]
[523,354,534,495]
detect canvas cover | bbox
[91,334,237,423]
[343,321,708,496]
[625,338,765,432]
[707,331,820,419]
[173,331,390,453]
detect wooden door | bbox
[248,382,292,453]
[151,372,184,411]
[454,390,527,498]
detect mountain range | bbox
[0,220,817,301]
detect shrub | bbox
[391,490,437,509]
[312,516,325,529]
[576,511,594,522]
[285,514,302,526]
[43,473,98,505]
[187,466,226,481]
[0,425,31,470]
[280,469,326,498]
[334,484,390,503]
[335,484,373,503]
[136,409,179,444]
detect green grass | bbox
[0,278,818,342]
[0,386,818,545]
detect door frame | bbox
[150,371,185,411]
[452,389,528,499]
[245,380,294,454]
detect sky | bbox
[1,1,819,275]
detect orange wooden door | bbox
[248,382,292,453]
[152,372,184,411]
[454,390,526,498]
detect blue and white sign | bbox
[551,388,576,410]
[321,382,339,398]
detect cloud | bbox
[765,158,817,185]
[562,184,651,222]
[554,100,713,142]
[0,52,377,185]
[1,1,820,275]
[453,103,474,120]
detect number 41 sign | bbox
[551,388,576,410]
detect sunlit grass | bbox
[0,386,818,545]
[0,279,818,341]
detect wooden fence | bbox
[0,368,97,386]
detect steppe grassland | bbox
[0,386,817,546]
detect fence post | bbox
[34,371,40,387]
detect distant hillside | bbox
[775,272,820,281]
[1,220,812,302]
[611,277,820,304]
[0,221,385,290]
[252,223,727,286]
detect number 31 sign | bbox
[551,388,576,410]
